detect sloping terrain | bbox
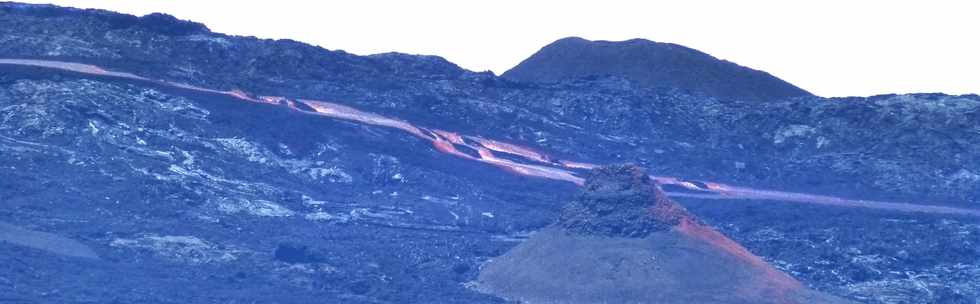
[2,3,978,206]
[0,67,576,303]
[1,2,979,303]
[502,37,811,101]
[476,165,852,304]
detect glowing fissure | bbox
[4,58,979,218]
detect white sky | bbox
[21,0,980,97]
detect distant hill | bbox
[503,37,812,101]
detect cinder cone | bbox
[474,165,853,304]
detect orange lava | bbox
[672,184,980,217]
[0,59,143,79]
[559,160,599,169]
[227,89,252,101]
[472,137,552,163]
[677,219,801,288]
[477,147,495,159]
[676,218,804,303]
[432,130,465,145]
[640,180,804,302]
[257,96,286,105]
[430,139,476,160]
[5,58,980,218]
[297,99,427,138]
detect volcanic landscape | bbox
[2,3,980,303]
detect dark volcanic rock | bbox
[2,2,980,303]
[274,242,327,264]
[2,2,978,205]
[502,37,812,101]
[559,165,685,237]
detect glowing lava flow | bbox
[423,129,584,184]
[665,187,980,217]
[285,99,585,184]
[0,59,146,80]
[297,98,428,138]
[470,137,553,164]
[3,58,979,218]
[677,218,802,288]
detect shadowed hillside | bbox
[503,37,812,101]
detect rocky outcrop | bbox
[558,165,687,237]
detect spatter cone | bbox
[559,165,689,237]
[475,164,854,304]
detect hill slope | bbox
[476,165,852,304]
[2,2,980,303]
[503,37,812,101]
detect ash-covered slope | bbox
[502,37,812,101]
[475,165,851,304]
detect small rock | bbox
[274,242,327,264]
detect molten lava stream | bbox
[5,58,980,219]
[676,218,801,287]
[648,184,804,302]
[675,218,806,303]
[471,137,553,163]
[0,59,144,80]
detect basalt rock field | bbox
[1,2,980,303]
